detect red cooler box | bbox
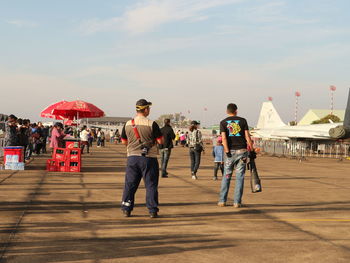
[3,146,23,164]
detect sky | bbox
[0,0,350,126]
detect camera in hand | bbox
[141,145,150,156]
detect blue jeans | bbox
[122,156,159,213]
[160,148,172,176]
[189,148,202,174]
[219,150,248,204]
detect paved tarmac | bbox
[1,144,350,263]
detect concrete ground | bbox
[1,144,350,263]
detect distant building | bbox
[80,117,131,127]
[298,109,345,125]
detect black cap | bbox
[8,114,17,120]
[191,120,200,125]
[136,99,152,110]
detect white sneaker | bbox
[192,175,198,180]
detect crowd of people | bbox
[2,99,256,219]
[4,114,51,160]
[2,115,124,159]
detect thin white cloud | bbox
[236,0,318,25]
[5,19,38,28]
[80,0,241,35]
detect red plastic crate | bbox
[67,161,81,172]
[46,159,67,172]
[65,141,81,149]
[58,161,67,172]
[46,159,58,172]
[48,147,82,173]
[66,149,81,162]
[52,148,66,161]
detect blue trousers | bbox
[189,148,202,174]
[219,150,248,204]
[160,148,172,176]
[122,156,159,213]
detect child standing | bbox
[212,137,224,181]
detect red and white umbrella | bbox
[40,101,68,120]
[52,100,105,119]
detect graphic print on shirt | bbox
[226,120,242,137]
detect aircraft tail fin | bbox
[344,88,350,129]
[256,101,286,129]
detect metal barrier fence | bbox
[255,140,350,159]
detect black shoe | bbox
[122,210,131,217]
[150,212,158,218]
[162,175,168,178]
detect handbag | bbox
[194,130,203,152]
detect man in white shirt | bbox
[80,126,90,154]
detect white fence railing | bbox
[255,140,350,159]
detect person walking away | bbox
[218,103,255,208]
[36,122,45,154]
[32,123,43,155]
[212,137,224,181]
[18,119,30,161]
[50,123,65,150]
[115,129,121,143]
[120,99,163,218]
[175,131,180,146]
[159,119,175,178]
[109,130,114,143]
[25,120,33,160]
[4,115,18,146]
[180,132,186,147]
[88,130,94,147]
[185,131,189,147]
[41,125,49,154]
[97,128,103,147]
[100,130,105,146]
[187,121,204,180]
[80,126,90,154]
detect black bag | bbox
[248,157,262,193]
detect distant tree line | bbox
[155,113,192,128]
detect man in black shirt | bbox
[159,119,175,178]
[218,103,254,208]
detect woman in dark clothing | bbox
[18,119,30,161]
[4,115,18,146]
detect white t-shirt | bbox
[80,130,89,142]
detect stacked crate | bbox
[47,148,81,172]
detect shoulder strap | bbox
[131,119,142,143]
